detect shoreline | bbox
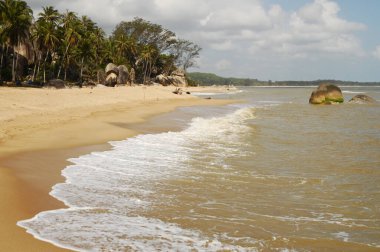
[0,85,235,251]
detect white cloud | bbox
[373,46,380,60]
[27,0,374,80]
[210,40,234,51]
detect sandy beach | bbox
[0,85,233,251]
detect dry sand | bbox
[0,85,234,251]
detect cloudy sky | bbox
[27,0,380,81]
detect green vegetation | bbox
[188,72,380,86]
[0,0,201,85]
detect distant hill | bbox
[187,72,380,86]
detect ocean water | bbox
[19,86,380,251]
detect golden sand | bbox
[0,85,233,251]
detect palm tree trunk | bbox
[32,61,37,82]
[57,44,70,79]
[36,54,41,82]
[80,57,84,81]
[12,46,16,82]
[64,55,69,81]
[43,51,49,83]
[143,61,147,84]
[0,44,4,81]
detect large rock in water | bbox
[117,65,129,84]
[349,94,377,104]
[309,84,344,104]
[105,63,119,75]
[46,79,65,89]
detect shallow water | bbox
[19,87,380,251]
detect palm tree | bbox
[35,6,60,82]
[0,0,33,82]
[115,34,137,66]
[141,45,156,84]
[74,16,97,81]
[57,11,81,79]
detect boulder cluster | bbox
[155,69,187,87]
[309,83,377,105]
[104,63,135,86]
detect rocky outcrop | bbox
[349,94,377,104]
[155,69,187,87]
[117,65,129,84]
[104,63,132,86]
[309,84,344,104]
[46,79,66,89]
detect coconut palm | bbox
[35,6,60,82]
[0,0,33,82]
[57,11,81,79]
[140,45,157,84]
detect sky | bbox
[27,0,380,81]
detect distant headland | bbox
[187,72,380,87]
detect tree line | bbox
[0,0,201,85]
[188,72,380,86]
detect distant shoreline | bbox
[188,72,380,87]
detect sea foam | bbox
[18,107,256,251]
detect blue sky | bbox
[27,0,380,81]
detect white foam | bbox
[18,107,257,251]
[342,90,365,94]
[19,209,252,251]
[191,90,243,96]
[333,232,350,242]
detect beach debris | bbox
[173,87,183,95]
[45,79,66,89]
[205,97,212,100]
[349,94,377,104]
[309,84,344,104]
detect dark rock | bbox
[172,87,183,95]
[46,79,66,89]
[309,84,344,104]
[349,94,377,104]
